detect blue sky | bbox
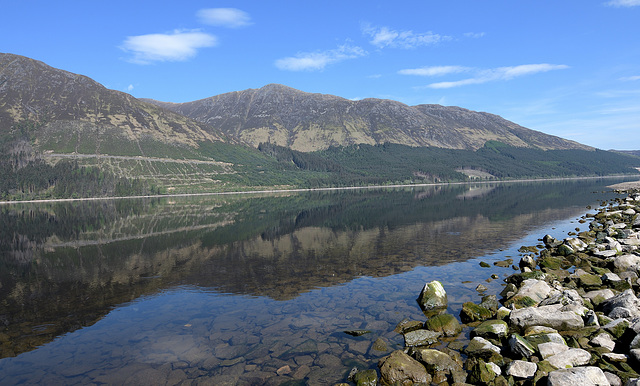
[2,1,640,150]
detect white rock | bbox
[505,360,536,379]
[538,342,569,359]
[509,304,584,331]
[546,347,591,369]
[547,366,610,385]
[590,332,616,352]
[602,353,627,362]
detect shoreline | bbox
[360,187,640,385]
[1,174,638,206]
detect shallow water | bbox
[0,178,632,385]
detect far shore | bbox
[1,175,639,206]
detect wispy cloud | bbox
[197,8,252,28]
[426,64,570,89]
[120,30,217,64]
[275,45,367,71]
[620,75,640,81]
[605,0,640,7]
[464,32,486,39]
[362,24,450,49]
[398,65,471,77]
[127,84,134,92]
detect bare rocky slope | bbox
[0,53,229,157]
[147,84,593,152]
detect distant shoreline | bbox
[1,175,638,205]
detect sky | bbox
[2,1,640,150]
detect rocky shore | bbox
[347,187,640,385]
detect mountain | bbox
[0,52,229,158]
[147,83,592,152]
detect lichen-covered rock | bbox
[508,334,536,359]
[471,319,509,340]
[424,313,462,337]
[416,280,448,311]
[394,319,424,334]
[412,348,463,375]
[460,301,494,323]
[547,366,609,385]
[465,336,502,360]
[505,279,551,308]
[351,369,378,386]
[378,350,431,385]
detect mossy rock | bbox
[460,302,494,323]
[577,273,603,290]
[505,271,546,286]
[480,261,491,268]
[471,320,509,340]
[539,256,565,270]
[519,245,539,253]
[424,313,462,337]
[352,369,378,386]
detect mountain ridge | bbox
[145,83,593,152]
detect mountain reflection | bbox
[0,180,624,357]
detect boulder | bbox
[403,329,442,347]
[584,289,616,306]
[547,366,610,385]
[460,301,494,323]
[538,342,569,359]
[509,304,585,331]
[471,319,509,340]
[590,332,616,352]
[610,254,640,273]
[465,337,502,358]
[508,334,536,359]
[506,279,552,308]
[601,289,640,319]
[416,280,448,311]
[378,350,431,385]
[545,347,592,369]
[412,348,462,374]
[424,313,462,337]
[603,318,630,339]
[543,234,563,248]
[505,360,537,379]
[565,237,588,252]
[540,289,584,307]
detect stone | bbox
[540,289,584,307]
[545,347,591,369]
[412,348,462,374]
[394,319,424,334]
[543,234,563,248]
[565,237,588,252]
[424,313,462,337]
[577,273,603,290]
[508,334,536,359]
[403,329,442,347]
[538,342,569,359]
[460,301,494,323]
[509,304,585,331]
[602,353,627,362]
[584,289,616,306]
[496,306,511,320]
[604,372,622,386]
[526,333,567,350]
[416,280,448,311]
[505,360,537,379]
[471,319,509,340]
[603,318,630,339]
[547,366,609,385]
[465,336,502,358]
[601,289,640,319]
[351,369,378,386]
[378,350,431,385]
[506,279,551,308]
[590,332,616,352]
[467,359,499,385]
[611,254,640,273]
[524,326,559,335]
[558,244,575,256]
[520,255,537,270]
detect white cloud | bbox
[362,24,450,49]
[197,8,252,28]
[399,65,470,77]
[127,84,134,91]
[275,45,367,71]
[428,64,570,89]
[120,30,217,64]
[620,75,640,81]
[605,0,640,6]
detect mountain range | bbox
[0,52,638,200]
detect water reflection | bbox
[0,179,630,384]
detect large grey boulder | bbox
[509,279,552,307]
[403,329,442,347]
[378,350,431,385]
[509,304,585,331]
[610,254,640,273]
[547,366,610,385]
[546,347,592,369]
[540,289,584,307]
[538,342,569,359]
[601,289,640,320]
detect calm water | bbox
[0,178,633,385]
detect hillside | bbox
[147,84,593,152]
[0,53,638,201]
